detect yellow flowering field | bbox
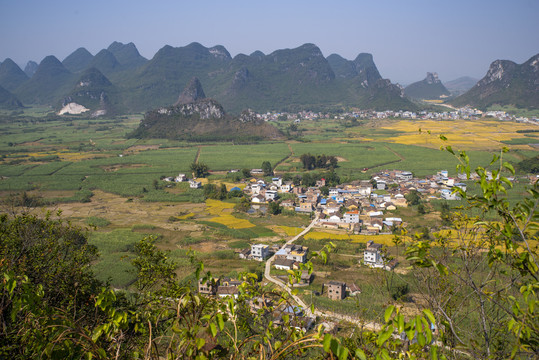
[305,231,401,246]
[278,226,305,236]
[205,199,235,215]
[381,119,535,149]
[350,234,403,246]
[25,150,94,161]
[211,214,255,229]
[205,199,255,229]
[176,213,195,220]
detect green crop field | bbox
[197,143,291,170]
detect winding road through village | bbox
[263,214,382,331]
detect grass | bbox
[197,143,291,171]
[88,229,149,288]
[85,216,111,228]
[198,220,277,240]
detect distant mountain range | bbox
[0,42,415,114]
[451,54,539,109]
[0,42,537,113]
[444,76,478,97]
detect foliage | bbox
[516,155,539,174]
[0,212,106,359]
[268,201,282,215]
[299,153,338,170]
[190,161,210,178]
[262,160,273,176]
[405,143,539,358]
[405,189,421,206]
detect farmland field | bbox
[0,110,537,292]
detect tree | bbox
[440,202,451,226]
[0,212,106,359]
[405,146,539,358]
[235,196,251,212]
[405,189,421,206]
[268,201,282,215]
[190,161,210,178]
[218,184,227,200]
[261,161,273,176]
[241,168,251,179]
[203,183,218,199]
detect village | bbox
[254,107,539,125]
[190,167,476,329]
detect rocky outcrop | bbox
[161,98,225,120]
[174,77,206,105]
[24,61,38,78]
[130,79,283,141]
[239,108,260,123]
[58,102,89,115]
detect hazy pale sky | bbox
[1,0,538,84]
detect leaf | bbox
[330,338,340,356]
[323,334,332,353]
[377,329,393,346]
[503,162,515,175]
[216,313,225,331]
[209,322,217,337]
[337,346,349,360]
[274,340,282,350]
[430,346,438,360]
[196,337,205,350]
[398,315,405,334]
[422,309,435,325]
[417,333,426,347]
[384,305,395,323]
[355,349,367,360]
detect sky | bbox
[1,0,538,84]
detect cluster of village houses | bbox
[195,169,471,308]
[255,107,538,124]
[242,168,467,233]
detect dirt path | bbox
[273,142,295,172]
[194,146,201,163]
[383,144,405,161]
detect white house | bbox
[189,179,202,189]
[399,171,413,181]
[272,177,282,187]
[265,190,279,201]
[251,194,265,203]
[274,258,295,270]
[279,182,293,193]
[275,244,308,264]
[250,183,261,195]
[175,173,187,182]
[251,244,270,261]
[363,241,385,268]
[440,188,460,200]
[343,211,360,224]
